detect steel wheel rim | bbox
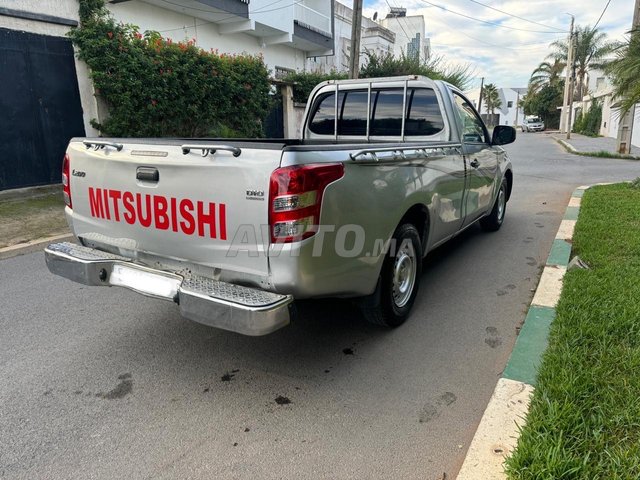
[497,187,506,222]
[392,240,417,308]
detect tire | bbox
[359,224,422,327]
[480,177,507,232]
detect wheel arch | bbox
[504,169,513,201]
[398,203,430,256]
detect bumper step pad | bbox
[45,242,293,336]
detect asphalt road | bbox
[1,134,639,480]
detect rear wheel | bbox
[480,177,507,232]
[359,224,422,327]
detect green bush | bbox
[71,0,272,137]
[359,52,474,90]
[573,101,602,137]
[573,110,585,133]
[283,71,347,104]
[283,52,473,108]
[521,82,563,129]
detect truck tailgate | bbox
[66,140,282,276]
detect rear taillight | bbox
[269,163,344,243]
[62,153,72,209]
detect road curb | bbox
[456,185,595,479]
[554,137,578,153]
[552,137,640,160]
[0,233,74,260]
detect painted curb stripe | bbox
[502,306,556,386]
[456,378,534,480]
[564,206,580,220]
[555,219,576,241]
[547,239,572,267]
[530,266,566,308]
[457,185,593,479]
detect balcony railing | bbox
[294,3,331,37]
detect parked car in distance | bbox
[521,116,545,132]
[45,75,515,335]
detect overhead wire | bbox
[592,0,613,29]
[384,0,413,44]
[462,0,567,33]
[418,0,569,34]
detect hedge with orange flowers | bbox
[70,0,272,137]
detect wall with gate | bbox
[0,28,86,190]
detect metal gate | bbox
[0,28,85,191]
[263,93,284,138]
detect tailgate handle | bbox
[136,167,159,182]
[181,144,241,157]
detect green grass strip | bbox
[506,183,640,479]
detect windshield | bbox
[528,117,542,123]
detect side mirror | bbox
[492,125,516,146]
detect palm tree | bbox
[483,83,502,125]
[605,29,640,114]
[548,25,616,100]
[529,58,565,93]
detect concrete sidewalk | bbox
[551,132,640,158]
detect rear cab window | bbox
[306,83,446,140]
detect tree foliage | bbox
[529,58,565,93]
[285,52,474,108]
[521,82,564,129]
[573,100,602,136]
[283,70,348,104]
[483,83,502,122]
[548,25,615,100]
[605,29,640,114]
[359,52,474,90]
[71,0,272,137]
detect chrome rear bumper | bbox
[45,242,293,336]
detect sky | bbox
[336,0,636,89]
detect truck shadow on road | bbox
[100,223,486,390]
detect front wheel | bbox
[358,224,422,327]
[480,177,507,232]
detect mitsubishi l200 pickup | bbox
[46,76,515,335]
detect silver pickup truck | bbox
[46,75,515,335]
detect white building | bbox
[466,87,526,127]
[108,0,334,77]
[308,1,395,73]
[380,7,430,63]
[563,72,640,151]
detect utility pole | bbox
[561,15,574,134]
[349,0,363,79]
[477,77,485,116]
[616,0,640,154]
[566,32,576,140]
[515,91,521,127]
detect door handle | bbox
[470,159,480,168]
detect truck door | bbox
[451,92,499,227]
